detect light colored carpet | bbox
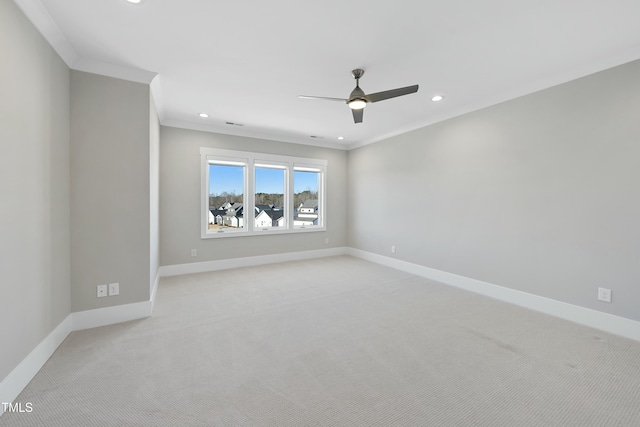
[2,256,640,426]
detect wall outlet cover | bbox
[597,287,612,303]
[97,284,107,298]
[108,282,120,296]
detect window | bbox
[293,168,321,228]
[201,148,326,238]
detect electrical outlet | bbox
[391,245,396,254]
[191,249,197,257]
[108,282,120,296]
[597,287,612,303]
[324,238,329,245]
[97,284,107,298]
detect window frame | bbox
[201,147,327,239]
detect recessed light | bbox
[198,113,209,118]
[125,0,143,4]
[337,136,344,140]
[431,95,444,102]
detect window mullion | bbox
[246,159,255,233]
[284,166,290,230]
[287,162,294,230]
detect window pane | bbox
[294,169,320,227]
[208,164,245,230]
[255,167,285,229]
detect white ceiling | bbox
[15,0,640,149]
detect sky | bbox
[209,165,318,195]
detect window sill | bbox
[201,226,326,239]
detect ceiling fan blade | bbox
[364,84,419,103]
[298,95,347,103]
[352,108,363,124]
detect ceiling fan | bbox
[299,69,419,123]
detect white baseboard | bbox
[348,248,640,342]
[159,247,349,277]
[71,300,153,331]
[0,315,73,416]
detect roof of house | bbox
[255,204,275,211]
[262,210,284,220]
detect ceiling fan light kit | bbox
[299,69,419,123]
[348,99,367,110]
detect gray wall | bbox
[70,71,152,311]
[160,127,348,266]
[0,0,71,380]
[348,59,640,321]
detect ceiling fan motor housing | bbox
[349,86,367,104]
